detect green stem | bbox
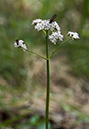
[45,30,50,129]
[48,38,71,59]
[26,49,47,60]
[43,30,46,35]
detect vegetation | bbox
[0,0,89,129]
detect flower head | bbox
[32,18,63,44]
[49,31,63,44]
[32,19,60,32]
[14,40,27,51]
[67,31,80,40]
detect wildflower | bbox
[67,31,80,39]
[14,40,27,51]
[49,31,63,44]
[32,19,61,32]
[32,18,63,44]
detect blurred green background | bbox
[0,0,89,128]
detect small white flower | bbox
[14,42,19,48]
[67,31,80,39]
[49,31,63,44]
[54,22,60,31]
[14,40,27,51]
[32,19,42,25]
[19,40,24,46]
[35,22,44,31]
[22,44,27,51]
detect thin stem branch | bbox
[45,30,50,129]
[42,30,46,35]
[26,49,47,60]
[48,38,71,59]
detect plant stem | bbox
[45,30,50,129]
[26,49,47,60]
[48,38,71,59]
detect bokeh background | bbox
[0,0,89,129]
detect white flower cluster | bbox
[49,31,63,44]
[14,40,27,51]
[67,31,80,40]
[32,19,63,44]
[32,19,60,32]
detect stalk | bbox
[45,30,50,129]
